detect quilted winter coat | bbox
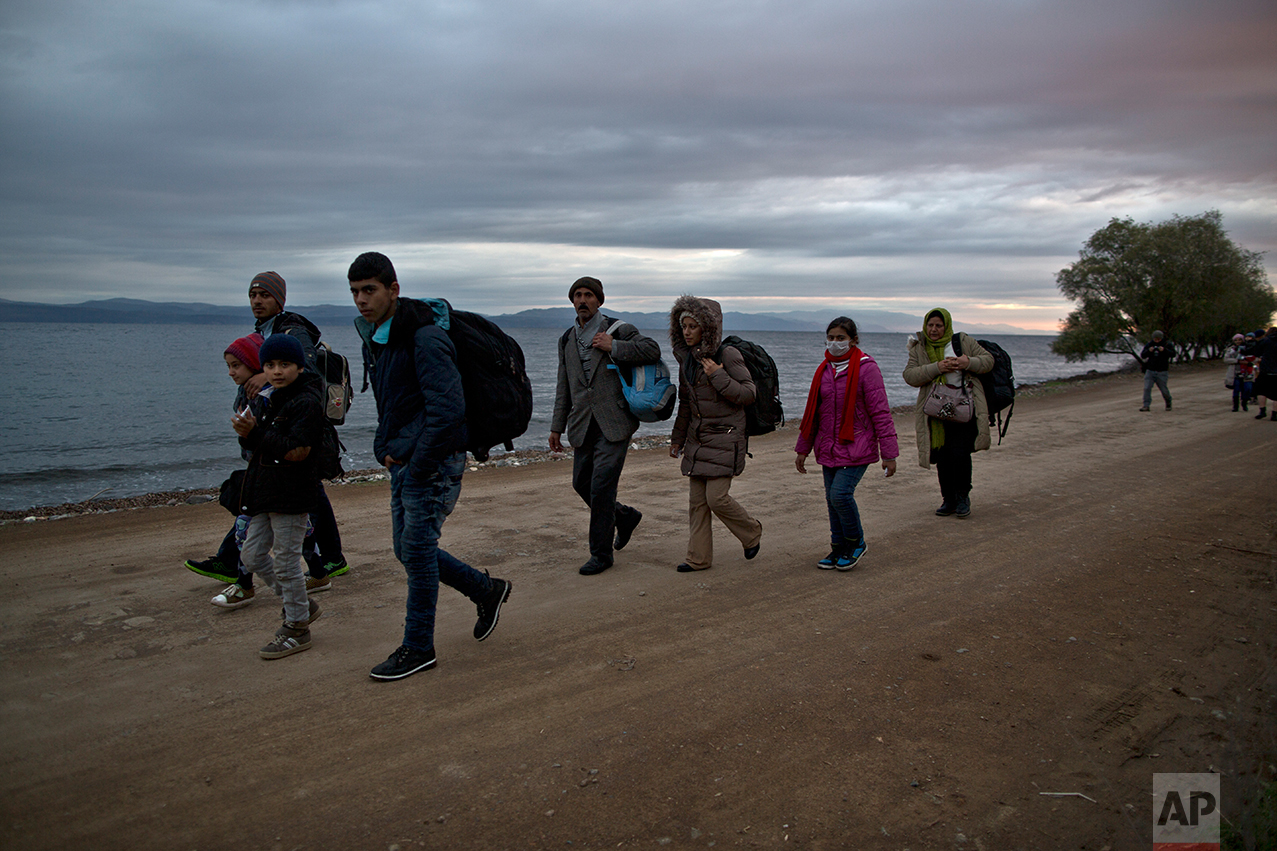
[668,296,755,479]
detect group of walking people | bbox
[1224,327,1277,419]
[192,258,999,682]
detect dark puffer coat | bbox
[354,297,467,479]
[669,295,755,478]
[236,370,325,516]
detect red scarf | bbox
[798,347,862,445]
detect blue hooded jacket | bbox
[354,297,467,477]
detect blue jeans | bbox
[1143,370,1171,408]
[822,465,868,550]
[389,452,492,652]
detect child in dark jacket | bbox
[231,334,323,659]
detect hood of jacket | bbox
[669,295,723,361]
[354,296,449,350]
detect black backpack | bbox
[953,335,1015,443]
[426,300,534,463]
[718,335,784,436]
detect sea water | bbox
[0,322,1127,511]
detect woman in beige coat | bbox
[903,308,993,519]
[668,295,763,572]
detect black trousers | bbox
[929,419,976,503]
[571,420,639,561]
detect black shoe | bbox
[956,499,971,519]
[579,557,614,575]
[281,598,322,625]
[744,521,762,560]
[323,557,350,577]
[474,575,512,641]
[614,509,642,551]
[817,550,840,569]
[676,563,698,572]
[184,557,238,584]
[935,501,956,517]
[370,645,437,681]
[1256,409,1268,419]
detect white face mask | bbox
[826,339,851,357]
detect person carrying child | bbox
[794,317,898,570]
[230,333,323,659]
[200,333,325,610]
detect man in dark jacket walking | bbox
[349,252,512,681]
[183,271,347,589]
[1138,330,1174,412]
[549,277,661,575]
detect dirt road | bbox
[1,364,1273,849]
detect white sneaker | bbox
[211,584,255,609]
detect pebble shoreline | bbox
[1,368,1127,524]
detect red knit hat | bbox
[225,333,264,373]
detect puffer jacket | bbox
[236,370,325,516]
[903,331,993,469]
[669,295,755,478]
[794,352,898,468]
[355,297,467,478]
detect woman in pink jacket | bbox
[794,317,899,570]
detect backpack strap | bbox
[951,333,963,357]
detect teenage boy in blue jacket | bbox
[349,251,512,681]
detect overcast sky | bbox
[2,0,1274,330]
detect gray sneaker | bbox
[259,623,311,659]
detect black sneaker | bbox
[614,510,642,551]
[955,499,971,519]
[370,645,437,681]
[474,576,512,641]
[184,557,238,584]
[579,556,614,575]
[935,502,957,517]
[323,557,350,577]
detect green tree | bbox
[1052,210,1274,362]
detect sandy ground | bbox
[1,364,1274,850]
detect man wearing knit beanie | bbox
[550,276,661,575]
[250,271,287,310]
[184,271,349,589]
[247,272,320,396]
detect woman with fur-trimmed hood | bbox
[668,295,764,572]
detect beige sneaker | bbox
[211,584,254,609]
[306,575,332,593]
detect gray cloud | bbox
[1,0,1273,327]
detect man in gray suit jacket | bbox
[550,277,661,575]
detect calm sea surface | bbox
[0,322,1127,511]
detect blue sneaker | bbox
[836,540,867,571]
[817,550,840,570]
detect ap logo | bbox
[1153,773,1220,848]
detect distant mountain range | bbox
[0,298,1053,335]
